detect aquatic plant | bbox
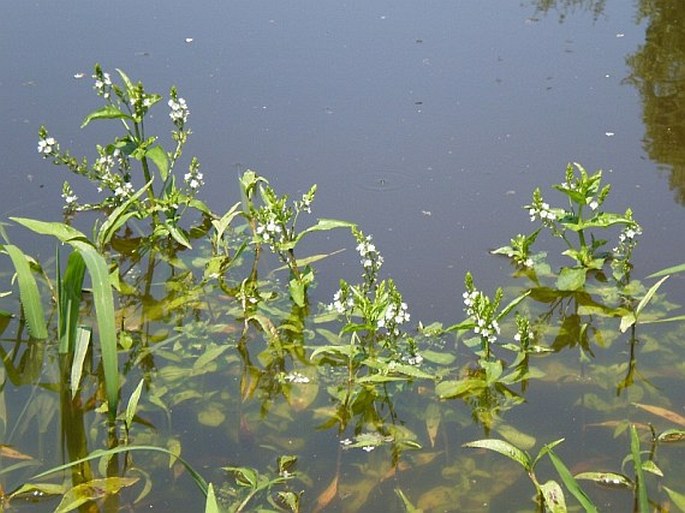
[2,65,685,513]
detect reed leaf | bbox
[3,244,47,339]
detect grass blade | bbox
[69,240,119,420]
[3,244,47,339]
[30,445,209,497]
[547,449,598,512]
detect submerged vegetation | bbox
[1,66,685,512]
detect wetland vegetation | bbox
[0,64,685,513]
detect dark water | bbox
[2,1,685,511]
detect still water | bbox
[1,1,685,511]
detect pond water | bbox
[2,1,685,512]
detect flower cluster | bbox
[92,65,112,99]
[255,215,285,245]
[463,272,503,349]
[556,162,610,212]
[513,313,534,350]
[527,188,558,224]
[354,231,384,285]
[294,185,316,215]
[37,134,59,158]
[329,284,354,315]
[61,181,78,208]
[611,212,642,281]
[184,157,204,192]
[377,300,410,336]
[169,86,190,126]
[283,371,311,384]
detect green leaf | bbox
[10,217,86,243]
[663,487,685,513]
[205,483,223,513]
[540,480,567,513]
[647,263,685,278]
[125,378,145,432]
[70,327,91,398]
[462,439,531,470]
[395,488,424,513]
[630,425,649,513]
[296,218,356,241]
[81,105,133,128]
[70,240,119,420]
[116,68,136,96]
[635,275,669,319]
[58,249,87,353]
[145,145,169,181]
[54,477,139,513]
[556,267,587,291]
[97,179,152,249]
[547,449,598,512]
[435,378,485,399]
[3,244,48,339]
[31,445,209,497]
[497,290,531,321]
[574,472,633,489]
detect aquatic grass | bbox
[10,217,119,420]
[1,244,48,339]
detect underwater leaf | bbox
[0,445,33,460]
[395,488,424,513]
[633,403,685,427]
[663,486,685,513]
[425,403,441,448]
[546,449,598,512]
[2,244,48,339]
[53,477,139,513]
[574,472,633,489]
[540,480,567,513]
[312,473,338,513]
[463,439,531,470]
[81,104,133,128]
[495,424,536,451]
[556,267,586,291]
[197,403,226,427]
[435,378,486,399]
[420,349,456,365]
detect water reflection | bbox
[626,1,685,204]
[528,0,607,21]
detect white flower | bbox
[114,182,134,198]
[362,446,375,452]
[169,97,190,123]
[284,372,310,384]
[37,137,58,156]
[588,199,599,210]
